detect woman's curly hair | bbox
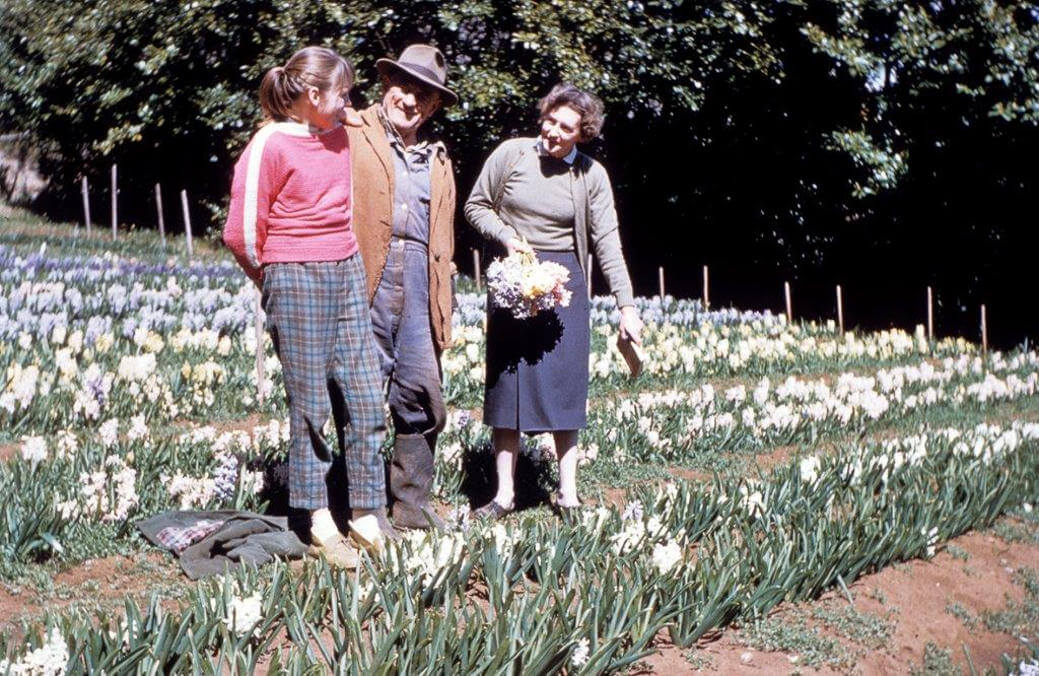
[537,83,605,141]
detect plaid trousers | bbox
[262,256,386,510]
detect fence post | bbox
[980,304,988,362]
[702,265,710,310]
[784,281,793,324]
[472,249,481,291]
[926,287,934,342]
[110,164,118,240]
[658,266,665,300]
[180,189,193,258]
[81,177,92,233]
[836,284,844,334]
[155,183,167,248]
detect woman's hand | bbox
[506,238,533,255]
[619,306,643,344]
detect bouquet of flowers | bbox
[486,248,572,319]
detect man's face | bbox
[381,74,441,138]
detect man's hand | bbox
[619,306,644,345]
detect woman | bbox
[464,83,643,518]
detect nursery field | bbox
[0,208,1037,674]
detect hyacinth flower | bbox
[486,247,572,319]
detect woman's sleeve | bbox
[587,163,635,308]
[222,131,279,286]
[464,141,518,246]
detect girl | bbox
[223,46,394,567]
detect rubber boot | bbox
[389,434,445,530]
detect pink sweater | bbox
[222,122,358,284]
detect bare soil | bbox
[642,520,1039,674]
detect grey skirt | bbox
[483,251,590,432]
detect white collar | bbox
[536,139,578,165]
[275,120,342,136]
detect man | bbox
[347,44,457,530]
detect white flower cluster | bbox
[609,501,676,561]
[486,251,572,319]
[1,363,41,413]
[650,539,684,574]
[595,355,1039,457]
[20,435,48,466]
[0,628,69,675]
[571,638,590,667]
[57,455,138,523]
[163,471,218,510]
[177,418,289,456]
[223,592,263,637]
[116,353,156,382]
[387,529,468,586]
[587,321,970,380]
[441,325,486,383]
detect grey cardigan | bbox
[464,137,635,308]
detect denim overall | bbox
[369,133,446,528]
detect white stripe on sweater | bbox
[243,121,342,268]
[242,124,279,269]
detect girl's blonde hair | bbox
[259,46,354,122]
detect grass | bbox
[810,604,895,650]
[737,613,855,669]
[908,642,958,675]
[987,520,1039,545]
[945,602,978,630]
[683,650,716,671]
[981,568,1039,639]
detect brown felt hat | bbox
[376,44,458,107]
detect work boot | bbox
[309,508,360,569]
[389,434,445,530]
[349,506,401,554]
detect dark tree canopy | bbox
[1,0,1036,345]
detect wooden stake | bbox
[180,189,193,258]
[154,183,166,248]
[784,281,793,323]
[702,265,710,309]
[980,304,988,361]
[926,287,934,341]
[472,249,481,291]
[836,284,844,334]
[80,177,91,233]
[658,266,665,300]
[110,164,118,240]
[255,287,265,405]
[587,253,593,299]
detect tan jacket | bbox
[347,104,456,350]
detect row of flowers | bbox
[428,351,1039,498]
[582,351,1039,464]
[1,417,284,567]
[8,338,1033,562]
[3,420,1036,672]
[2,303,979,436]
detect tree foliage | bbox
[0,0,1036,341]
